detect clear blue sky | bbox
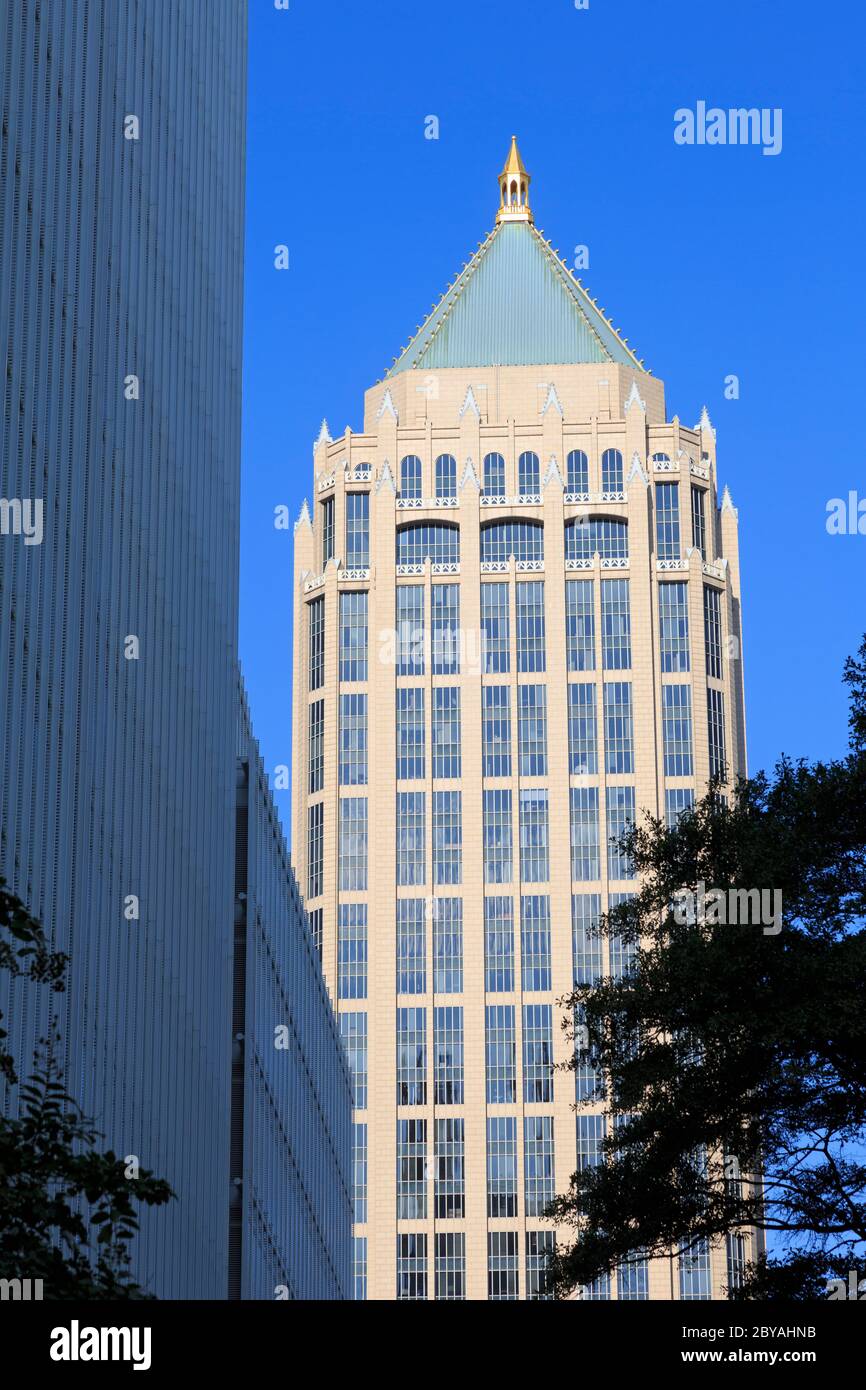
[241,0,866,836]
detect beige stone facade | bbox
[291,147,748,1301]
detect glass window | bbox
[484,896,514,992]
[520,894,551,991]
[431,584,460,675]
[481,583,510,672]
[400,454,422,500]
[568,682,598,775]
[618,1256,649,1301]
[307,800,324,899]
[659,582,690,672]
[397,1007,426,1105]
[433,790,462,885]
[662,684,693,777]
[396,1233,427,1301]
[601,578,631,669]
[526,1231,555,1300]
[523,1002,553,1102]
[566,449,589,494]
[339,692,367,785]
[434,1119,465,1219]
[432,686,461,778]
[482,684,511,777]
[397,897,426,994]
[397,521,459,567]
[691,484,707,557]
[487,1116,518,1217]
[570,786,600,881]
[397,791,425,886]
[354,1235,367,1301]
[604,680,634,774]
[576,1112,606,1170]
[483,788,513,884]
[572,892,603,985]
[519,788,549,882]
[679,1238,712,1300]
[607,786,636,880]
[566,578,595,671]
[396,586,424,675]
[352,1122,367,1223]
[338,903,367,1000]
[518,683,547,776]
[518,450,540,495]
[396,687,425,780]
[665,787,695,827]
[339,590,368,682]
[601,447,624,492]
[704,584,723,679]
[488,1232,519,1301]
[397,1118,427,1219]
[435,452,457,500]
[433,899,463,993]
[308,698,324,794]
[308,595,325,691]
[435,1231,465,1300]
[485,1003,516,1103]
[433,1007,464,1105]
[708,687,727,779]
[483,451,505,495]
[655,481,680,561]
[524,1117,555,1218]
[566,517,629,562]
[516,580,546,672]
[609,890,637,981]
[339,796,368,890]
[340,1011,367,1109]
[308,907,323,959]
[321,495,334,565]
[345,491,369,568]
[481,520,544,565]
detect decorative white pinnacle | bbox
[294,499,312,531]
[543,455,564,490]
[459,457,480,492]
[375,460,396,494]
[696,404,714,435]
[721,484,737,515]
[624,380,645,413]
[459,385,481,420]
[626,452,648,487]
[376,388,399,423]
[315,419,331,447]
[541,383,563,416]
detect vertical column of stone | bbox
[291,499,314,871]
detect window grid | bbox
[433,1006,464,1104]
[568,681,598,775]
[665,787,695,827]
[708,687,727,779]
[321,495,334,565]
[397,522,459,567]
[307,800,324,899]
[483,451,505,495]
[570,786,600,881]
[516,580,546,672]
[396,586,424,676]
[519,788,550,883]
[308,595,325,691]
[655,481,681,561]
[481,582,510,672]
[435,452,457,500]
[339,590,368,682]
[601,447,624,492]
[308,698,324,794]
[397,1007,427,1106]
[352,1122,367,1223]
[691,484,707,556]
[483,788,513,884]
[488,1232,519,1301]
[604,680,634,774]
[659,582,690,673]
[487,1116,518,1218]
[601,578,631,669]
[704,583,723,679]
[434,1118,465,1218]
[339,692,368,786]
[607,786,636,880]
[484,896,515,992]
[396,687,425,780]
[482,684,512,777]
[572,892,603,985]
[523,1003,554,1102]
[338,796,368,891]
[566,517,628,562]
[397,1118,427,1219]
[520,894,551,991]
[524,1117,555,1218]
[431,583,460,675]
[345,491,369,568]
[399,453,422,500]
[435,1231,465,1300]
[432,686,461,779]
[481,520,544,565]
[396,1233,427,1301]
[396,791,425,886]
[433,790,462,885]
[662,683,694,777]
[518,683,548,776]
[567,449,589,494]
[485,1004,516,1103]
[518,450,540,495]
[397,897,426,994]
[340,1011,367,1109]
[566,578,596,671]
[432,899,463,993]
[338,903,367,1001]
[526,1231,555,1300]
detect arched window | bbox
[601,449,623,492]
[400,455,422,499]
[565,517,629,561]
[481,520,544,565]
[483,452,505,496]
[651,452,670,466]
[435,453,457,501]
[566,450,589,494]
[397,522,460,567]
[518,451,540,496]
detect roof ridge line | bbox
[530,223,643,370]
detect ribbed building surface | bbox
[232,682,353,1301]
[0,1,246,1296]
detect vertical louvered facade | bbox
[0,1,246,1296]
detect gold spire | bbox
[497,135,532,224]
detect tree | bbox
[0,880,173,1298]
[547,638,866,1300]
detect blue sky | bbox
[241,0,866,835]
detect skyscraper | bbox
[0,1,246,1296]
[291,139,748,1300]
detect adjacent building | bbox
[232,681,353,1300]
[291,139,749,1300]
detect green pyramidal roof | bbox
[387,219,642,376]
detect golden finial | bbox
[497,136,533,224]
